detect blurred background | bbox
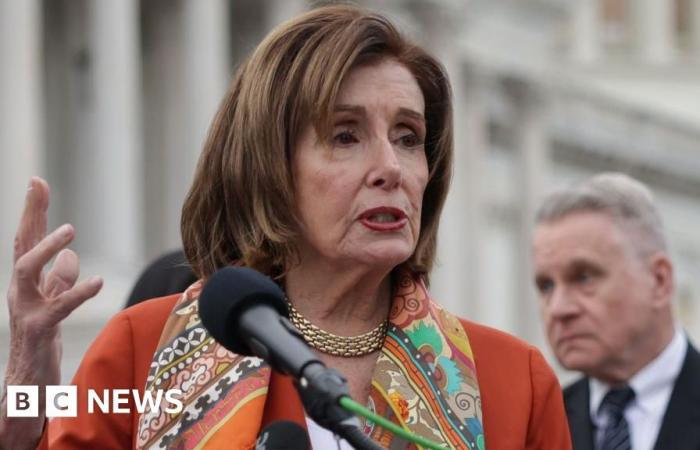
[1,0,700,385]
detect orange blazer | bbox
[37,295,572,449]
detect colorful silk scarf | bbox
[136,271,485,449]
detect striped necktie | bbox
[598,386,636,450]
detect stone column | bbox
[503,77,550,346]
[175,0,229,245]
[570,0,601,63]
[0,0,43,279]
[265,0,307,29]
[690,0,700,57]
[182,0,229,164]
[85,0,143,265]
[432,63,489,318]
[627,0,676,64]
[408,2,488,317]
[141,0,229,258]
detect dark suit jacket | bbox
[564,341,700,450]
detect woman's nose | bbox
[367,138,401,189]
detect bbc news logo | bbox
[6,386,183,417]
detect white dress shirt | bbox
[589,328,687,450]
[306,416,354,450]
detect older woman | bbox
[0,5,571,450]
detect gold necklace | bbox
[287,302,388,357]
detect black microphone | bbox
[198,266,321,378]
[255,421,310,450]
[198,267,383,450]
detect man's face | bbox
[533,211,661,382]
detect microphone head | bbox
[255,420,310,450]
[199,266,287,355]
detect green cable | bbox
[338,396,451,450]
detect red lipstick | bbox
[359,207,408,232]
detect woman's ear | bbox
[649,253,674,309]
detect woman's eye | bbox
[333,130,358,146]
[397,133,423,148]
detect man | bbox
[532,173,700,450]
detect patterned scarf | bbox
[136,271,485,449]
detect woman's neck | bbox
[283,263,393,337]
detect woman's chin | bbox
[354,244,413,269]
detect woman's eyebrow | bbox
[334,104,366,116]
[397,108,425,124]
[334,105,425,124]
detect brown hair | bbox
[181,4,453,279]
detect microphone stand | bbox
[295,363,385,450]
[198,267,443,449]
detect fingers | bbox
[14,224,75,289]
[44,249,80,298]
[14,177,50,263]
[49,276,103,324]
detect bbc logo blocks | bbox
[4,386,183,417]
[6,386,38,417]
[6,386,77,417]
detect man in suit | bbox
[532,173,700,450]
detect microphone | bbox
[198,266,322,378]
[198,267,383,450]
[255,421,310,450]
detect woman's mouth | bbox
[359,207,408,231]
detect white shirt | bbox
[589,329,687,450]
[306,416,354,450]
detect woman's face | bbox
[292,59,429,272]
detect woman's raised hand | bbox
[0,177,103,449]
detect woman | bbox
[1,5,571,449]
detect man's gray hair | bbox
[536,172,667,255]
